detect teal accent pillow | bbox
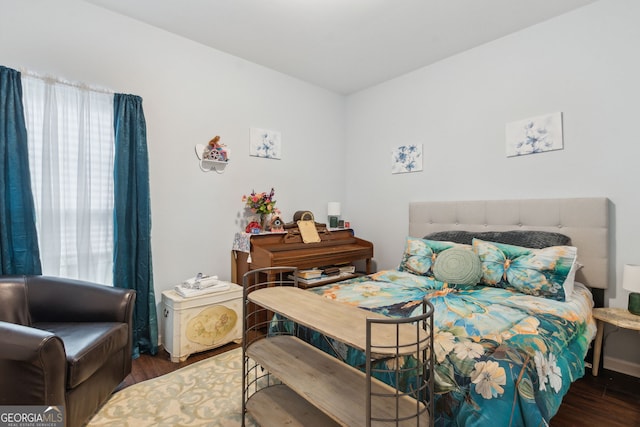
[472,238,577,301]
[398,237,469,276]
[433,247,483,285]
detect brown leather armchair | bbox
[0,275,136,427]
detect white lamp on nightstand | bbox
[622,264,640,315]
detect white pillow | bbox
[562,260,583,298]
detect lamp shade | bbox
[327,202,341,216]
[622,264,640,293]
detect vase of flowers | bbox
[242,188,280,231]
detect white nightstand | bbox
[591,307,640,376]
[161,282,243,362]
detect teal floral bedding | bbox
[307,270,597,427]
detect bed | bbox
[287,198,610,426]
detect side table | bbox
[161,282,243,362]
[591,307,640,376]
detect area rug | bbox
[88,347,257,427]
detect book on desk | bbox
[290,265,358,288]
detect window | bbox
[21,75,115,285]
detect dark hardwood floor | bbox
[123,346,640,426]
[119,342,242,390]
[550,368,640,427]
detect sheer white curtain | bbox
[22,75,115,285]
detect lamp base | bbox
[628,292,640,316]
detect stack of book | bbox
[297,269,323,280]
[293,265,357,285]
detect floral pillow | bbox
[398,237,470,276]
[472,238,577,301]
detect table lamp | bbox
[623,264,640,315]
[327,202,341,228]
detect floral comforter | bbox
[307,270,597,427]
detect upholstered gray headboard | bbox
[409,198,610,289]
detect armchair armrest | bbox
[24,275,136,324]
[0,321,66,405]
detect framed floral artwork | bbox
[250,128,281,159]
[505,112,563,157]
[391,144,423,174]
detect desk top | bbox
[232,228,357,254]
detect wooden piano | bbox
[231,228,374,288]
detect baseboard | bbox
[603,356,640,378]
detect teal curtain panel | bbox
[113,93,158,357]
[0,66,42,275]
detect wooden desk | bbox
[591,307,640,376]
[231,229,374,286]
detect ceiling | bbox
[84,0,597,95]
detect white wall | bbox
[345,0,640,374]
[0,0,346,294]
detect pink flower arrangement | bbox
[242,188,279,216]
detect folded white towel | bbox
[181,275,219,289]
[174,281,230,298]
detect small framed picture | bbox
[250,128,281,159]
[505,112,563,157]
[391,144,423,174]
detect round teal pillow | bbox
[433,248,483,285]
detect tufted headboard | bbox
[409,198,610,289]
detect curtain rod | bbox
[20,68,115,95]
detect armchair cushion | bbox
[37,322,130,388]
